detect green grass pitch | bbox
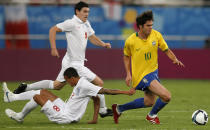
[0,79,210,130]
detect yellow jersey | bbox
[124,29,168,88]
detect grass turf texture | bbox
[0,79,210,130]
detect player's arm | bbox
[164,49,185,67]
[88,96,100,124]
[98,88,135,96]
[88,34,111,48]
[49,26,62,58]
[124,55,132,87]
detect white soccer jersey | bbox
[56,15,95,64]
[65,77,102,122]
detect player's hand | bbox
[88,120,97,124]
[129,87,136,95]
[51,48,60,58]
[125,74,132,87]
[126,87,135,96]
[173,59,185,67]
[103,43,111,49]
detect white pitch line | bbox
[6,126,93,129]
[133,110,194,113]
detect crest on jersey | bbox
[152,41,156,46]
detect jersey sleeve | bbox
[158,32,169,51]
[56,19,74,32]
[81,80,102,97]
[124,39,131,56]
[86,21,95,37]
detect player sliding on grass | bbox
[13,1,113,118]
[112,10,185,124]
[3,67,135,124]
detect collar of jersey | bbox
[136,31,152,42]
[75,77,84,88]
[136,32,138,37]
[73,15,86,24]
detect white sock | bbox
[26,80,54,91]
[98,94,107,114]
[17,98,38,119]
[13,90,40,101]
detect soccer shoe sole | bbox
[2,82,10,102]
[2,82,13,103]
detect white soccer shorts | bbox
[41,98,72,124]
[56,57,96,82]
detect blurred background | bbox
[0,0,210,81]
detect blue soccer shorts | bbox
[135,69,160,91]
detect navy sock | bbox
[118,98,146,113]
[149,98,168,116]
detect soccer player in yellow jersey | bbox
[112,10,184,124]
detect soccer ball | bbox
[192,109,208,125]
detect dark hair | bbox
[63,67,79,78]
[136,10,154,29]
[74,1,89,15]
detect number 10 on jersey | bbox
[145,52,151,60]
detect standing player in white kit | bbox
[13,1,112,117]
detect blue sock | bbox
[118,98,146,113]
[149,98,168,116]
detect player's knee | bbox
[162,93,171,103]
[166,95,171,103]
[92,76,104,87]
[98,80,104,87]
[94,79,104,87]
[33,94,40,102]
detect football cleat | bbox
[5,109,23,123]
[112,104,121,124]
[13,83,27,94]
[99,108,113,118]
[2,82,14,102]
[146,114,160,124]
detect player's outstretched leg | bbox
[13,80,54,94]
[112,104,121,124]
[112,98,147,123]
[5,109,24,123]
[2,82,15,102]
[3,82,41,102]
